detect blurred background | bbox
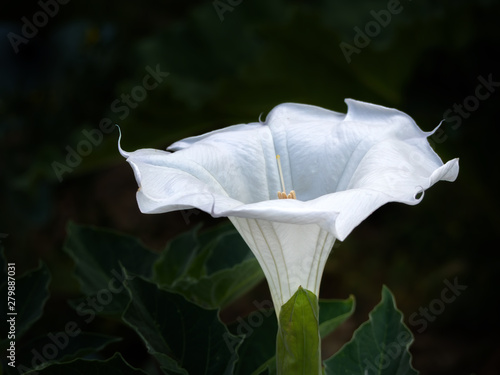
[1,0,499,374]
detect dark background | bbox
[1,0,499,374]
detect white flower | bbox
[119,99,459,315]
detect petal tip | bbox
[258,112,265,124]
[414,186,425,202]
[428,119,446,136]
[116,125,130,158]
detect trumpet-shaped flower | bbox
[119,99,459,315]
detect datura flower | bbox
[119,99,458,316]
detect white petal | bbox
[264,99,442,200]
[124,100,459,237]
[121,99,459,313]
[125,123,278,214]
[167,123,260,151]
[263,102,346,201]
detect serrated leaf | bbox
[122,275,242,375]
[0,260,51,347]
[276,287,321,375]
[324,286,418,375]
[15,333,121,373]
[63,222,158,314]
[24,352,148,375]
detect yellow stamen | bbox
[276,155,296,199]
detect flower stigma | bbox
[276,155,296,199]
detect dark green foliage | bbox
[0,224,417,374]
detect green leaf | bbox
[122,274,242,375]
[171,258,263,309]
[276,287,321,375]
[230,305,276,375]
[24,352,148,375]
[0,258,51,347]
[324,286,418,375]
[63,222,158,314]
[153,225,202,286]
[15,333,121,373]
[199,223,256,274]
[319,295,356,338]
[154,223,264,309]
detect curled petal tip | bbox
[258,112,265,124]
[414,186,425,202]
[429,119,446,136]
[116,124,130,158]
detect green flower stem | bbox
[276,286,322,375]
